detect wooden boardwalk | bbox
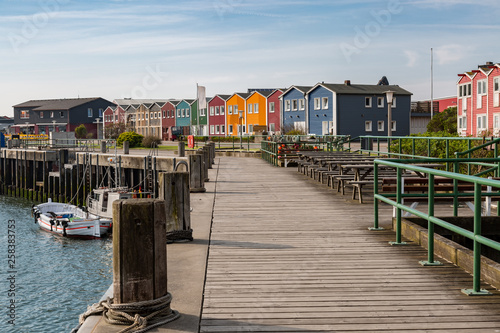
[200,157,500,333]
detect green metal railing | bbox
[373,158,500,295]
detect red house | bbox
[208,95,230,137]
[457,62,500,136]
[162,100,179,140]
[266,89,283,133]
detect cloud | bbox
[404,50,419,67]
[434,44,471,65]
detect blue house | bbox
[306,81,412,137]
[175,99,193,135]
[281,86,312,133]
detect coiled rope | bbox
[78,293,179,333]
[167,229,193,242]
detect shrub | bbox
[75,124,87,139]
[142,135,161,148]
[117,131,143,148]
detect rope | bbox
[78,293,179,333]
[166,229,193,242]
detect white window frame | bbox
[163,111,166,118]
[493,114,500,132]
[248,104,253,114]
[314,98,321,110]
[221,125,225,134]
[248,124,253,133]
[254,103,258,114]
[292,99,297,111]
[269,123,275,132]
[177,109,180,118]
[365,121,372,132]
[228,124,233,134]
[477,114,487,134]
[220,106,225,115]
[228,105,233,115]
[210,125,214,135]
[40,111,44,118]
[392,97,397,108]
[299,99,305,110]
[20,110,29,119]
[365,97,372,108]
[216,125,220,134]
[377,97,384,108]
[234,105,238,114]
[285,100,291,111]
[88,108,93,117]
[478,79,487,95]
[210,106,214,116]
[391,120,396,132]
[215,106,219,115]
[60,111,64,118]
[494,77,500,107]
[322,97,328,109]
[269,102,275,113]
[186,108,190,117]
[377,120,384,131]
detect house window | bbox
[322,97,328,109]
[210,106,214,116]
[299,99,305,110]
[220,106,225,115]
[40,111,44,118]
[99,108,103,117]
[248,124,253,133]
[228,124,233,134]
[216,125,220,134]
[493,114,500,131]
[88,108,93,117]
[377,97,384,108]
[210,125,214,135]
[215,106,219,115]
[254,103,258,114]
[177,109,180,118]
[391,121,396,132]
[60,111,64,118]
[146,113,149,120]
[269,102,275,113]
[202,108,207,116]
[365,121,372,132]
[234,105,238,115]
[285,100,291,111]
[365,97,372,108]
[314,98,321,110]
[478,79,487,95]
[269,123,275,132]
[377,121,384,131]
[163,111,166,118]
[477,114,487,134]
[20,110,29,119]
[248,104,253,114]
[186,108,190,117]
[228,105,233,115]
[292,99,297,111]
[392,97,397,108]
[494,77,500,107]
[50,111,54,118]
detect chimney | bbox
[344,80,351,86]
[486,61,494,65]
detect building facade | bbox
[208,95,229,137]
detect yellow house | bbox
[226,93,250,136]
[246,91,269,134]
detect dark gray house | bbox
[13,97,115,138]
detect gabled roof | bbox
[13,97,105,110]
[114,98,169,106]
[228,92,251,100]
[167,100,181,107]
[282,85,313,96]
[208,95,231,103]
[307,82,412,96]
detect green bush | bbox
[117,131,143,148]
[142,135,161,148]
[75,124,87,139]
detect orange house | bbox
[245,91,269,134]
[226,93,250,136]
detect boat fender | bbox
[62,221,68,228]
[63,225,67,237]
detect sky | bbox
[1,0,500,116]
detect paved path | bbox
[200,157,500,332]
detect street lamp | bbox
[385,90,394,137]
[238,110,243,149]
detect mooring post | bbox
[100,140,107,154]
[203,146,212,169]
[113,199,168,303]
[178,141,185,157]
[159,172,192,241]
[123,140,129,155]
[189,154,206,193]
[198,148,210,182]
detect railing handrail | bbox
[455,137,500,157]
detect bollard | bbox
[159,172,192,241]
[112,199,168,303]
[209,142,216,164]
[100,140,107,154]
[202,146,212,169]
[189,154,206,193]
[178,141,185,157]
[123,140,129,154]
[198,148,210,182]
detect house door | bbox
[322,121,329,135]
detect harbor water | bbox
[0,196,112,333]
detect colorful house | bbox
[245,91,268,135]
[226,93,251,136]
[281,86,311,133]
[189,99,209,136]
[457,62,500,136]
[176,99,193,135]
[267,89,283,133]
[208,95,230,137]
[306,81,412,137]
[161,100,179,140]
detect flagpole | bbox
[431,48,434,118]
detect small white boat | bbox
[32,200,112,239]
[86,187,151,219]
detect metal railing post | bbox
[389,167,406,245]
[370,162,383,231]
[419,173,442,266]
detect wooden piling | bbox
[112,199,168,304]
[159,172,191,238]
[189,154,206,193]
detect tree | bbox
[426,107,457,134]
[117,131,143,147]
[105,123,126,139]
[75,124,87,139]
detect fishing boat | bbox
[86,187,150,219]
[32,199,112,239]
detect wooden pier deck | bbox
[200,157,500,332]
